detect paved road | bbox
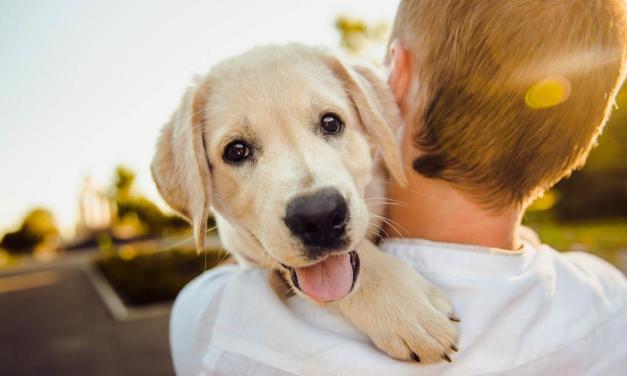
[0,263,174,375]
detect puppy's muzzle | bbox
[284,187,349,254]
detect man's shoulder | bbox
[545,249,627,373]
[559,249,625,279]
[549,248,627,304]
[177,264,268,300]
[169,247,627,375]
[172,265,274,328]
[170,264,381,375]
[170,265,274,375]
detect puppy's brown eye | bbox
[320,113,344,135]
[223,140,251,164]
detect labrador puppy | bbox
[151,44,459,363]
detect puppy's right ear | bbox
[315,51,408,187]
[151,77,212,253]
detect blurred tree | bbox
[110,165,198,239]
[113,165,135,201]
[586,90,627,173]
[335,15,389,58]
[0,208,60,254]
[549,87,627,221]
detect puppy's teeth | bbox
[442,353,452,363]
[410,352,420,362]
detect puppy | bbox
[152,44,458,363]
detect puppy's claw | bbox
[449,314,461,322]
[410,352,421,362]
[451,344,458,352]
[442,353,452,363]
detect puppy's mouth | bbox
[282,250,360,302]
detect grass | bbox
[524,217,627,268]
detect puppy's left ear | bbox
[319,53,408,187]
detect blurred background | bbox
[0,1,625,375]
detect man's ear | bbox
[387,39,412,108]
[318,51,408,187]
[151,77,212,253]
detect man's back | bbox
[170,238,627,375]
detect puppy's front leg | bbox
[331,240,459,363]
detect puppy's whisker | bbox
[239,232,277,268]
[371,213,410,238]
[375,215,409,238]
[366,202,406,208]
[151,225,218,255]
[365,196,405,205]
[367,221,387,243]
[365,196,408,207]
[158,234,194,252]
[366,202,407,208]
[368,218,391,240]
[365,198,400,203]
[239,228,278,268]
[214,242,235,265]
[386,220,410,238]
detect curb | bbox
[82,263,171,322]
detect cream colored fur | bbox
[152,44,458,363]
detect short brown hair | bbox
[391,0,627,208]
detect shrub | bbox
[96,248,228,306]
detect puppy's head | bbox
[152,45,405,301]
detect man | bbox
[170,0,627,374]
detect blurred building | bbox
[75,177,113,242]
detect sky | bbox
[0,0,400,236]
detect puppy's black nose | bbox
[284,188,349,250]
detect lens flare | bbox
[525,76,571,109]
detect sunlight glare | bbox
[525,76,571,109]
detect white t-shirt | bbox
[170,238,627,375]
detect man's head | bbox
[387,0,627,210]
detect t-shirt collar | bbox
[380,237,540,278]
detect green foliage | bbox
[335,15,389,56]
[113,165,136,201]
[524,218,627,267]
[115,195,189,236]
[110,165,195,238]
[548,85,627,221]
[0,208,60,254]
[96,248,228,305]
[585,90,627,173]
[552,171,627,221]
[0,248,17,267]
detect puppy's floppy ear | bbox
[151,77,212,253]
[319,53,408,187]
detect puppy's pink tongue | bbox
[294,253,353,302]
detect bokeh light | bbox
[525,76,571,109]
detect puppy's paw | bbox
[367,282,460,363]
[332,242,460,363]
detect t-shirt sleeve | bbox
[169,265,240,376]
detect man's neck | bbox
[385,174,523,251]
